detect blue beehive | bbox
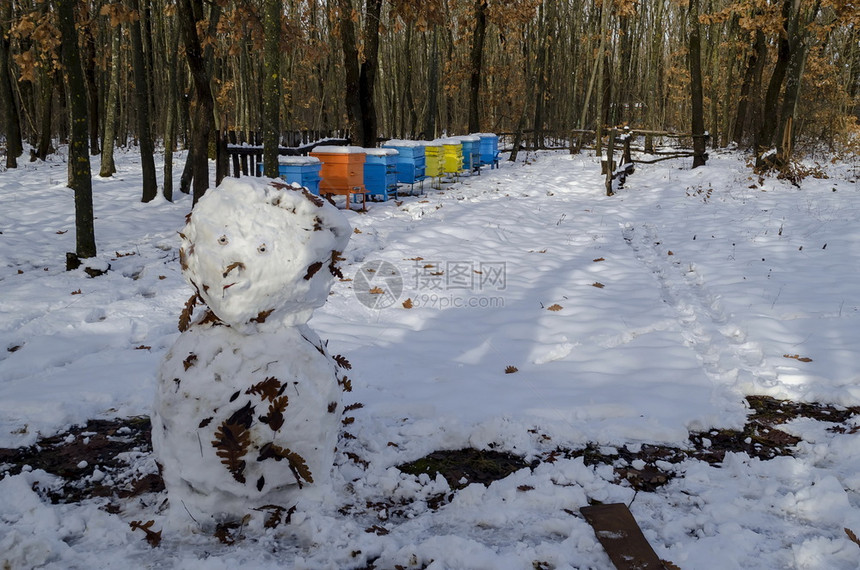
[273,156,323,195]
[363,148,399,201]
[476,133,500,168]
[382,140,426,185]
[454,135,481,171]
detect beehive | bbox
[363,148,399,201]
[439,139,464,176]
[275,156,322,195]
[309,146,367,209]
[423,140,444,178]
[475,133,500,167]
[382,140,426,184]
[453,135,480,171]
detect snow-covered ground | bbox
[2,147,860,568]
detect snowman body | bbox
[151,178,351,525]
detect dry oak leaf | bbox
[368,286,385,294]
[593,257,605,262]
[784,354,813,363]
[547,304,563,311]
[505,365,519,374]
[402,298,414,309]
[592,282,605,288]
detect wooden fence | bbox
[217,130,349,184]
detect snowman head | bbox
[179,178,350,331]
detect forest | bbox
[1,0,859,204]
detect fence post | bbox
[604,128,616,196]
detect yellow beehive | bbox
[440,140,463,175]
[423,141,443,178]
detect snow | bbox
[2,146,860,568]
[278,156,320,166]
[383,139,425,148]
[364,148,399,157]
[310,145,366,154]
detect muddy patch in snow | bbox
[1,395,858,511]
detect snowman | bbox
[151,177,351,528]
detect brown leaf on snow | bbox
[402,298,413,309]
[182,353,198,371]
[505,365,519,374]
[592,282,605,288]
[593,257,605,262]
[547,304,563,311]
[368,287,385,294]
[784,354,813,363]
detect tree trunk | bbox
[162,10,180,201]
[776,0,821,163]
[424,27,440,140]
[178,0,215,203]
[81,3,101,155]
[35,71,54,160]
[468,0,488,133]
[99,26,121,177]
[403,24,418,138]
[57,0,97,260]
[357,0,382,147]
[689,0,706,168]
[337,0,363,144]
[0,0,22,168]
[262,0,281,177]
[732,29,764,145]
[129,0,158,202]
[756,0,793,160]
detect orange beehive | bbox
[309,146,367,210]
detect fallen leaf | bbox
[368,287,385,294]
[592,282,605,288]
[353,228,362,234]
[593,257,605,262]
[784,354,813,363]
[71,289,82,295]
[505,365,518,374]
[547,304,563,311]
[402,298,413,309]
[668,251,674,256]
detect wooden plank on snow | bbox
[580,503,666,569]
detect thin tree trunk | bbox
[756,0,793,160]
[358,0,382,147]
[57,0,97,260]
[129,0,158,201]
[162,10,179,201]
[424,27,439,139]
[337,0,363,144]
[468,0,488,133]
[35,71,54,160]
[178,0,215,203]
[732,29,764,145]
[81,3,100,155]
[0,0,22,168]
[262,0,281,177]
[776,0,821,163]
[689,0,706,167]
[99,26,121,177]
